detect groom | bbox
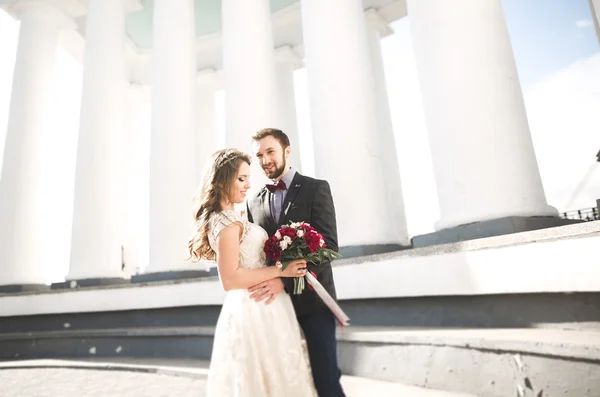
[246,128,345,397]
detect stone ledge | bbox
[337,328,600,397]
[1,228,599,316]
[51,278,128,290]
[0,284,49,294]
[2,326,598,397]
[0,275,218,298]
[335,219,600,266]
[411,216,584,248]
[1,220,598,298]
[338,327,600,362]
[131,270,213,284]
[4,326,597,363]
[0,326,215,340]
[3,292,599,333]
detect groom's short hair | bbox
[252,128,290,149]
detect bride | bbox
[188,148,318,397]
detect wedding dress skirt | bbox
[206,210,317,397]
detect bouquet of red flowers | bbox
[263,222,341,294]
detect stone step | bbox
[0,326,216,361]
[0,358,476,397]
[339,326,600,360]
[338,327,600,397]
[2,326,599,396]
[2,290,600,332]
[4,325,600,358]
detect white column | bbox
[195,73,218,274]
[68,0,129,281]
[275,46,302,173]
[365,9,409,246]
[196,70,219,182]
[590,0,600,44]
[222,0,278,153]
[122,84,151,277]
[0,2,74,287]
[147,0,196,272]
[301,0,396,247]
[407,0,556,230]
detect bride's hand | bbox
[281,259,307,278]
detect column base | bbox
[131,269,214,284]
[0,284,49,294]
[339,244,410,259]
[51,277,129,290]
[412,216,584,248]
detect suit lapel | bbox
[279,172,303,224]
[260,188,277,229]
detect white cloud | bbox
[575,19,593,28]
[524,52,600,212]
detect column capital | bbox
[365,8,393,38]
[9,0,76,30]
[275,45,304,70]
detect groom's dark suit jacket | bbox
[246,172,338,316]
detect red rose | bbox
[305,230,321,253]
[264,236,282,261]
[301,224,316,234]
[280,227,297,239]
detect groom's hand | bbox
[248,278,284,305]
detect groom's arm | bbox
[308,180,338,276]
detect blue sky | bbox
[502,0,599,87]
[0,1,599,282]
[360,0,600,236]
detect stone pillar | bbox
[122,84,151,278]
[196,69,219,182]
[275,46,302,173]
[139,0,199,279]
[222,0,278,157]
[407,0,556,233]
[66,0,132,286]
[0,2,74,292]
[590,0,600,44]
[365,9,410,246]
[301,0,401,254]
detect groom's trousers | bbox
[297,310,346,397]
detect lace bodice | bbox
[205,210,318,397]
[208,210,269,269]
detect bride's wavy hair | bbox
[188,148,251,262]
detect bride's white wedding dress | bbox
[206,210,317,397]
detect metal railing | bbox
[561,206,600,222]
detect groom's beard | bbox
[266,156,287,180]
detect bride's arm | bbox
[216,223,306,291]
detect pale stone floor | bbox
[0,368,204,397]
[0,360,475,397]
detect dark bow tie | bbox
[266,180,287,193]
